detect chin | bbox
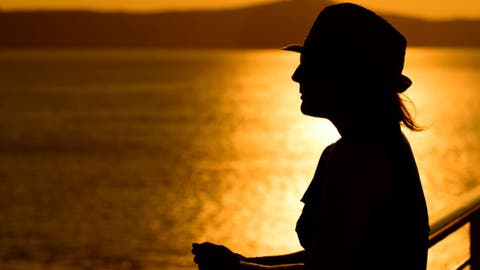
[301,103,326,118]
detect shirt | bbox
[296,132,429,270]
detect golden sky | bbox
[1,0,480,19]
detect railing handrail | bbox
[428,185,480,246]
[429,203,480,247]
[427,185,480,269]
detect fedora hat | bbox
[283,3,412,93]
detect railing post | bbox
[471,209,480,270]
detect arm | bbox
[244,250,306,265]
[192,242,305,269]
[238,261,304,270]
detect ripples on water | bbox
[0,48,479,269]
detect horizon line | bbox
[1,4,480,21]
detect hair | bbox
[392,93,424,131]
[361,82,423,132]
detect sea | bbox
[0,48,479,270]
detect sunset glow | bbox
[0,0,479,267]
[1,0,480,19]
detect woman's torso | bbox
[296,132,429,269]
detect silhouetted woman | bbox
[192,3,429,270]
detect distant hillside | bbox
[1,0,479,48]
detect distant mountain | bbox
[1,0,479,48]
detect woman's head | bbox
[285,3,422,131]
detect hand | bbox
[192,242,243,269]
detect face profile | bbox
[292,56,341,119]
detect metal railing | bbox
[428,185,480,270]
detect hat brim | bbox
[281,44,304,53]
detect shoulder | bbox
[329,137,393,171]
[326,137,394,198]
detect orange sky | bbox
[1,0,480,19]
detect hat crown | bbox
[303,3,407,80]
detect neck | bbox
[329,114,400,140]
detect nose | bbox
[292,65,303,83]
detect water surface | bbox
[0,48,479,270]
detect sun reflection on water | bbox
[188,48,480,267]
